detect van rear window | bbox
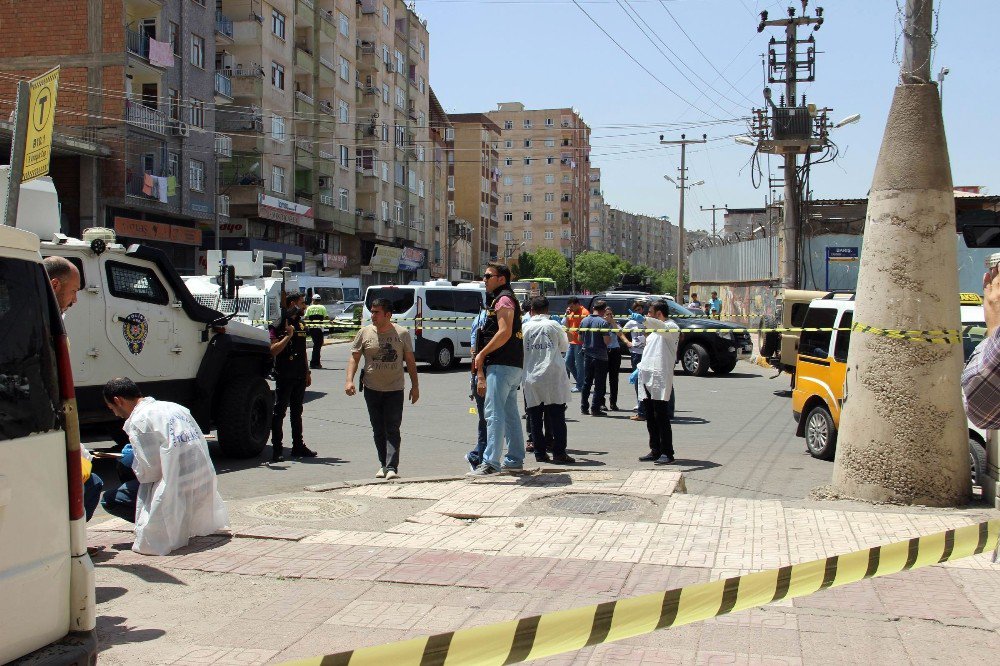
[0,259,61,441]
[366,288,415,314]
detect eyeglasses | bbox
[482,273,496,280]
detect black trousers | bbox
[607,348,622,407]
[526,403,568,456]
[364,388,404,471]
[309,327,325,367]
[643,392,674,458]
[582,355,608,411]
[272,376,307,450]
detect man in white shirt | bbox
[521,296,575,464]
[633,301,681,465]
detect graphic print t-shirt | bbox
[351,324,413,392]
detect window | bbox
[447,201,455,216]
[382,45,390,65]
[339,188,349,210]
[190,34,205,68]
[0,260,60,440]
[799,307,838,358]
[418,180,425,197]
[425,290,454,312]
[382,161,390,182]
[418,76,425,94]
[523,119,532,129]
[339,11,349,37]
[546,157,555,165]
[545,230,554,239]
[523,212,532,222]
[189,98,204,128]
[524,158,531,166]
[419,42,426,61]
[169,21,180,56]
[504,231,513,240]
[454,291,483,314]
[382,83,390,104]
[408,169,416,193]
[504,140,513,149]
[447,175,454,190]
[834,311,854,363]
[523,230,533,240]
[167,89,179,120]
[395,164,405,185]
[381,122,390,142]
[504,120,513,130]
[445,127,454,141]
[339,145,349,168]
[504,158,512,167]
[545,138,555,147]
[523,194,532,203]
[504,212,513,222]
[271,165,286,193]
[395,49,405,73]
[272,114,286,141]
[338,99,349,123]
[339,56,350,81]
[272,10,286,39]
[168,152,178,176]
[395,125,406,147]
[271,62,285,90]
[382,4,390,25]
[562,174,571,183]
[106,261,168,305]
[545,118,553,127]
[394,200,403,223]
[395,87,405,109]
[381,200,390,220]
[189,159,205,191]
[544,192,555,202]
[417,145,424,161]
[503,194,512,204]
[523,175,533,185]
[524,139,532,148]
[545,212,555,222]
[562,229,570,239]
[503,176,512,186]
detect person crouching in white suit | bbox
[101,377,229,555]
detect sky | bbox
[414,0,999,234]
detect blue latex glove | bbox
[120,443,134,468]
[628,369,640,385]
[629,312,645,322]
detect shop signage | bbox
[398,246,427,271]
[368,245,402,272]
[114,216,202,246]
[217,220,249,237]
[324,253,348,269]
[257,193,314,229]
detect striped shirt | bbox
[962,329,1000,428]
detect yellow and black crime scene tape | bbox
[281,519,998,666]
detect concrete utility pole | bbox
[832,0,971,506]
[757,1,823,289]
[700,204,728,238]
[661,134,706,299]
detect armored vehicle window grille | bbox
[106,261,169,305]
[218,297,259,315]
[193,294,219,309]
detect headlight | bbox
[720,331,734,341]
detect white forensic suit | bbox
[124,397,229,555]
[636,317,680,401]
[521,314,571,409]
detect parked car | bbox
[363,280,487,369]
[790,292,988,486]
[333,301,364,329]
[588,293,754,375]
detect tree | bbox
[512,251,535,280]
[573,251,623,293]
[531,248,570,291]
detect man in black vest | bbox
[468,263,526,476]
[268,293,317,462]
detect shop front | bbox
[112,216,203,274]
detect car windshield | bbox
[665,300,699,317]
[365,288,415,314]
[963,322,987,363]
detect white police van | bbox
[362,280,486,369]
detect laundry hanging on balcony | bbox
[155,176,169,203]
[149,39,174,68]
[167,176,177,197]
[142,173,155,197]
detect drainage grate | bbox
[545,493,641,515]
[250,497,363,521]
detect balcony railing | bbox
[217,195,230,217]
[295,90,314,105]
[125,27,150,60]
[216,10,234,38]
[125,100,166,134]
[214,71,232,98]
[214,134,232,157]
[318,194,335,207]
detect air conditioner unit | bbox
[365,75,374,87]
[171,122,190,137]
[386,63,396,73]
[252,13,263,24]
[318,176,332,188]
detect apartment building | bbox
[0,0,228,273]
[588,167,606,251]
[447,113,501,275]
[484,102,591,261]
[353,0,433,285]
[215,0,357,276]
[427,89,472,280]
[604,207,674,271]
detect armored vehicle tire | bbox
[216,375,273,458]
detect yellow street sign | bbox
[22,67,59,182]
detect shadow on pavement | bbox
[670,458,722,472]
[773,389,792,397]
[96,586,129,604]
[303,390,328,404]
[97,616,167,646]
[707,372,760,379]
[671,416,710,425]
[97,562,188,586]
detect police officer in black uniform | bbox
[268,292,317,462]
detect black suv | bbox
[588,292,753,375]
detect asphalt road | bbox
[89,342,830,509]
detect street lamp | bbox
[937,67,949,105]
[734,135,757,146]
[834,113,861,129]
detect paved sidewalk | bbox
[88,469,1000,665]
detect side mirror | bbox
[222,264,238,300]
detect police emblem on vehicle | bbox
[122,313,149,355]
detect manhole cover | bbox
[546,493,641,515]
[251,497,363,521]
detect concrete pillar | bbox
[831,84,970,506]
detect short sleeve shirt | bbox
[350,324,413,392]
[580,314,611,360]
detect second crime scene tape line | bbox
[281,519,999,666]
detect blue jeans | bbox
[84,472,104,522]
[565,344,582,388]
[482,364,525,470]
[101,479,140,523]
[467,374,488,466]
[631,352,646,418]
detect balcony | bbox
[217,195,230,218]
[229,67,264,99]
[294,90,314,115]
[295,45,314,72]
[125,27,150,60]
[214,134,232,158]
[125,100,166,134]
[296,0,314,27]
[357,45,378,72]
[319,10,337,40]
[319,56,336,84]
[215,10,234,40]
[214,71,233,101]
[125,170,178,207]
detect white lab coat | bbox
[124,397,229,555]
[521,315,571,409]
[636,317,681,402]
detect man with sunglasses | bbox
[468,263,525,476]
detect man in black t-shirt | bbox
[268,293,317,462]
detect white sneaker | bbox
[386,469,399,480]
[375,467,386,478]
